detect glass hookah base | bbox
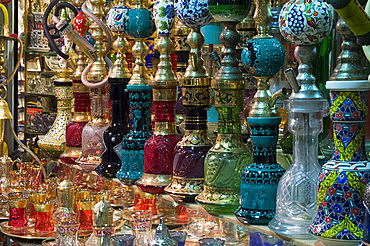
[268,217,316,239]
[135,173,172,194]
[95,161,121,179]
[164,176,204,203]
[234,206,274,225]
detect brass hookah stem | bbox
[130,38,151,85]
[185,27,208,79]
[254,0,272,38]
[87,0,107,83]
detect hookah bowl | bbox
[95,1,131,178]
[135,0,181,194]
[268,0,333,237]
[194,0,253,214]
[117,0,156,185]
[234,0,287,224]
[164,0,213,202]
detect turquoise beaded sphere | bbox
[241,38,285,77]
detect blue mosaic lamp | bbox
[116,0,156,185]
[268,0,333,238]
[234,0,288,224]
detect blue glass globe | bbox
[124,8,156,39]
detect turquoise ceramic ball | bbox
[124,8,156,39]
[241,38,285,77]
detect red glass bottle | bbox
[136,36,181,194]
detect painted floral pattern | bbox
[107,6,130,34]
[153,0,175,35]
[174,0,212,29]
[279,0,333,45]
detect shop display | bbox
[234,0,287,224]
[117,0,155,186]
[0,0,370,245]
[268,0,333,237]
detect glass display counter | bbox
[0,161,325,246]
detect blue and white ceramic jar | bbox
[107,5,131,34]
[174,0,212,29]
[153,0,175,35]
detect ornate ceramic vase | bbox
[234,0,286,224]
[308,79,370,245]
[29,11,50,52]
[38,70,73,158]
[135,0,181,194]
[195,0,253,214]
[268,0,333,237]
[96,1,131,178]
[165,0,213,202]
[117,0,155,185]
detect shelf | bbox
[25,50,57,56]
[21,130,48,136]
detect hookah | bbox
[38,2,82,160]
[308,2,370,245]
[59,0,91,166]
[135,0,181,194]
[28,0,49,52]
[195,0,254,214]
[268,0,333,237]
[116,0,156,185]
[234,0,291,224]
[165,0,213,202]
[95,0,131,178]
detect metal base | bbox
[164,176,204,203]
[135,173,172,194]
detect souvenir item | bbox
[117,0,156,185]
[235,0,288,223]
[195,0,253,214]
[137,0,181,194]
[268,0,333,237]
[96,0,131,178]
[165,0,213,202]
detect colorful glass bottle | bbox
[195,0,253,215]
[135,0,181,194]
[117,0,155,185]
[95,0,131,178]
[234,0,287,223]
